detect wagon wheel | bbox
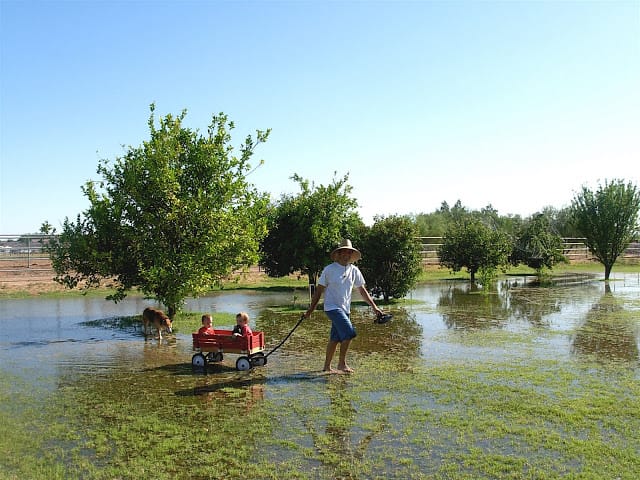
[192,353,207,370]
[250,352,267,367]
[236,356,252,371]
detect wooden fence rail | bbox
[417,237,640,266]
[1,235,638,280]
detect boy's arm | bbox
[358,285,383,316]
[304,285,325,318]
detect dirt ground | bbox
[0,259,272,295]
[0,258,64,294]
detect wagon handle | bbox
[265,313,306,358]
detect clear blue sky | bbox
[1,0,638,234]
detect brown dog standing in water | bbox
[142,307,173,339]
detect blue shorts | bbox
[325,309,357,342]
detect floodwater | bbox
[1,273,639,478]
[1,274,639,387]
[0,290,299,387]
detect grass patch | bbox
[424,262,640,283]
[262,354,640,479]
[79,311,240,334]
[176,311,238,331]
[0,285,124,300]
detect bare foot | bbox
[338,365,354,373]
[322,368,339,374]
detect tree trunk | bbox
[604,263,612,281]
[168,305,177,320]
[307,272,318,306]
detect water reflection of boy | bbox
[198,314,215,335]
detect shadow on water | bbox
[291,374,389,478]
[174,371,332,397]
[174,375,267,413]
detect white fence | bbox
[0,234,56,273]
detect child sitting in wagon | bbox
[232,312,253,338]
[198,314,215,335]
[191,311,265,371]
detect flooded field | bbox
[1,273,639,479]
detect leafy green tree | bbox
[413,202,453,236]
[438,213,512,283]
[414,201,523,238]
[540,206,580,238]
[358,215,423,302]
[259,173,362,286]
[447,200,470,224]
[511,213,567,274]
[571,179,640,280]
[43,105,270,318]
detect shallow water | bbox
[0,290,295,388]
[1,273,639,478]
[1,273,638,388]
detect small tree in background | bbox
[438,213,512,283]
[571,179,640,280]
[511,213,567,276]
[413,201,452,236]
[43,105,270,318]
[259,173,362,287]
[358,215,423,302]
[540,205,581,238]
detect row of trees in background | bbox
[413,201,581,239]
[41,108,640,317]
[432,179,639,282]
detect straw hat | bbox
[330,239,362,263]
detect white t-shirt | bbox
[318,262,365,314]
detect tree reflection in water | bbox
[507,287,562,327]
[571,283,639,363]
[437,277,606,330]
[437,283,510,330]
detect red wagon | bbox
[192,330,267,371]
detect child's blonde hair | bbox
[236,312,249,324]
[202,314,212,324]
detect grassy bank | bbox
[2,261,638,301]
[420,261,640,282]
